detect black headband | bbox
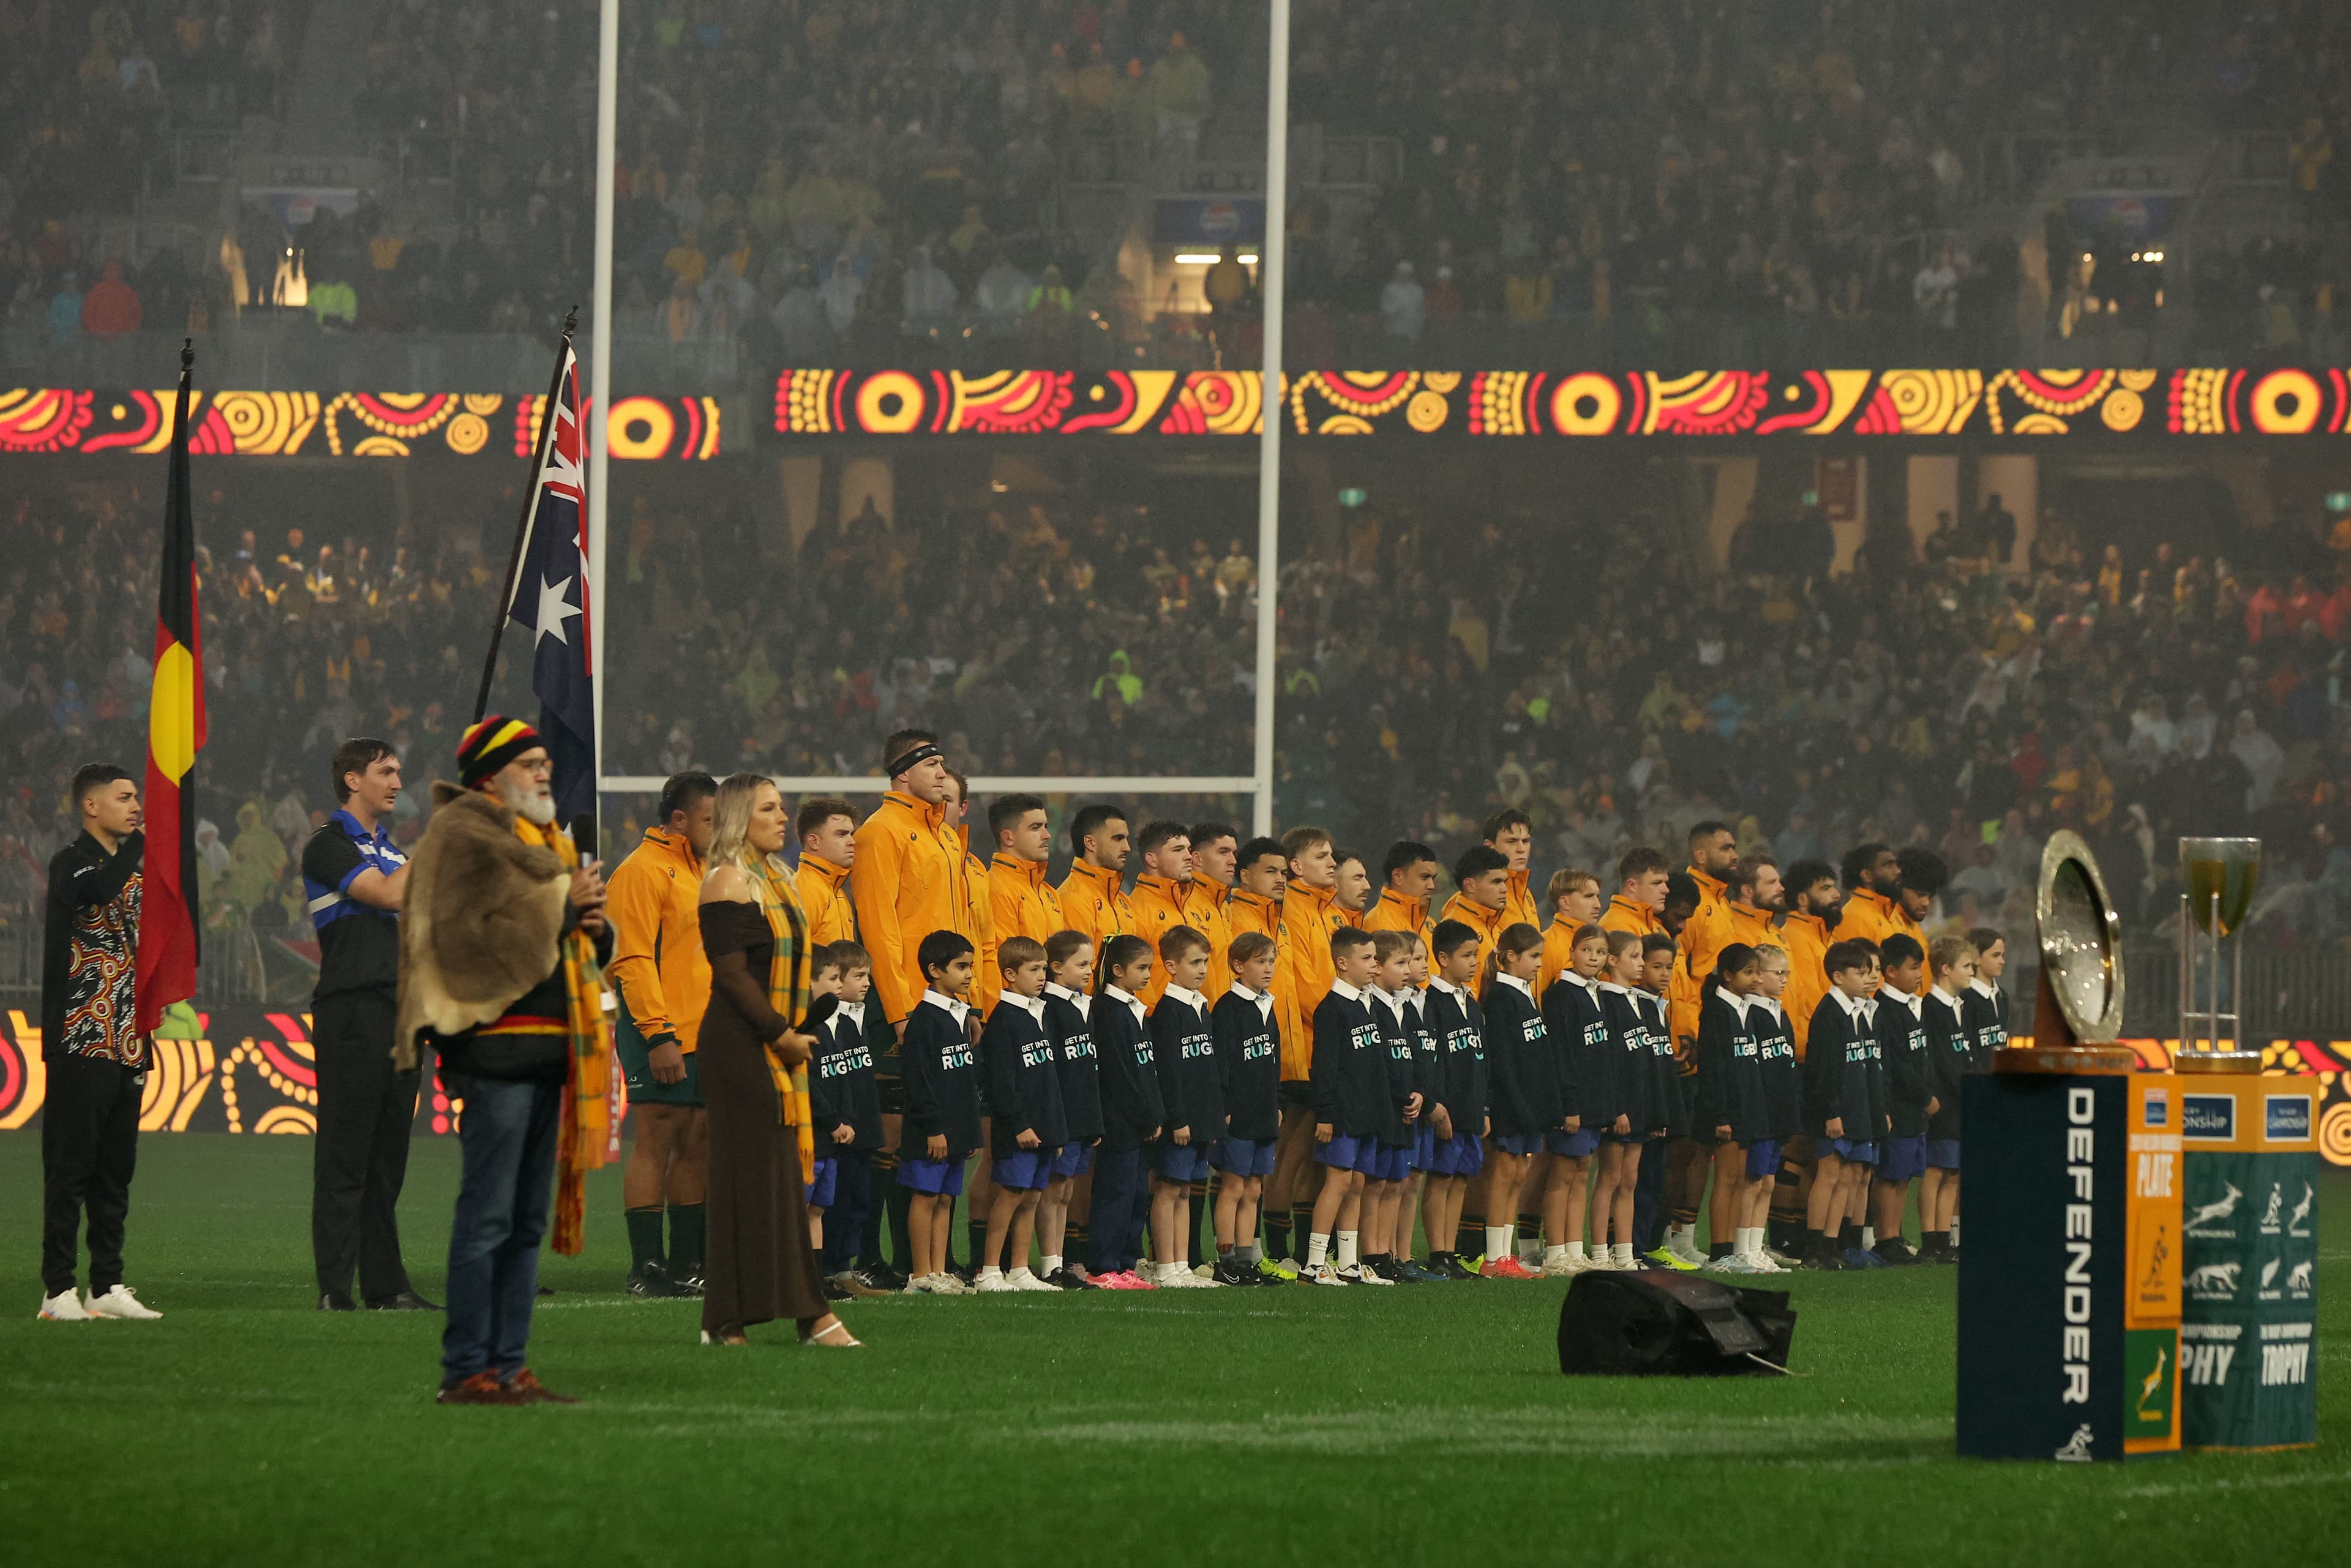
[887,741,943,778]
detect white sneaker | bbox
[1178,1266,1220,1288]
[1005,1267,1057,1293]
[1744,1253,1787,1274]
[1669,1236,1710,1266]
[1353,1264,1397,1286]
[84,1285,160,1319]
[1303,1261,1347,1286]
[1542,1253,1591,1277]
[1709,1254,1761,1274]
[38,1289,89,1321]
[973,1272,1018,1292]
[907,1273,958,1295]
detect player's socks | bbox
[1336,1231,1360,1269]
[1709,1239,1733,1260]
[1292,1201,1316,1256]
[1264,1213,1293,1261]
[624,1207,666,1274]
[1305,1232,1332,1267]
[1485,1224,1513,1260]
[667,1203,705,1281]
[1042,1253,1064,1277]
[1611,1242,1634,1266]
[1839,1220,1863,1251]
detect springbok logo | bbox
[2185,1183,2243,1239]
[2054,1424,2096,1462]
[2287,1259,2314,1293]
[2137,1345,2169,1419]
[2288,1182,2314,1238]
[2185,1261,2241,1299]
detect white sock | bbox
[1307,1232,1330,1267]
[979,1265,1003,1281]
[1485,1225,1512,1259]
[1669,1223,1694,1251]
[1734,1227,1755,1257]
[1041,1254,1062,1276]
[1612,1242,1634,1264]
[1543,1244,1568,1267]
[1336,1231,1359,1268]
[1861,1226,1877,1250]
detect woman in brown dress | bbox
[696,772,860,1348]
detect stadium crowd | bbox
[13,0,2351,368]
[6,471,2351,975]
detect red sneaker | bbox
[1483,1256,1541,1280]
[435,1371,523,1405]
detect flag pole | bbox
[1250,0,1289,837]
[587,0,618,844]
[473,307,579,726]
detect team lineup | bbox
[610,727,2012,1305]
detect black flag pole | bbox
[473,305,580,725]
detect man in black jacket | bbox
[40,763,163,1322]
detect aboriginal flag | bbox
[136,345,206,1032]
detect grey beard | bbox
[498,778,557,826]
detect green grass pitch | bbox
[3,1135,2347,1566]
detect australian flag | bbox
[502,342,597,825]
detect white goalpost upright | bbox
[588,1,1289,821]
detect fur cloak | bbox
[393,782,569,1070]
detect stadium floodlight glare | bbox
[1174,253,1221,264]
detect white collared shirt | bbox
[1160,985,1207,1013]
[921,989,971,1029]
[1752,996,1785,1022]
[1929,983,1964,1013]
[1429,976,1466,1000]
[1878,983,1922,1019]
[1008,991,1048,1025]
[1103,984,1147,1027]
[1828,987,1870,1019]
[1970,977,2001,1000]
[1597,980,1630,997]
[1374,985,1411,1021]
[838,999,866,1033]
[1329,978,1368,1003]
[1229,983,1275,1023]
[1493,972,1534,999]
[1044,980,1092,1020]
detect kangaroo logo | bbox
[2288,1182,2314,1238]
[2287,1260,2314,1292]
[2137,1345,2169,1419]
[2259,1184,2283,1231]
[2186,1183,2243,1237]
[2185,1261,2241,1299]
[2054,1424,2096,1462]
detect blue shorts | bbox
[897,1155,966,1197]
[1927,1138,1962,1171]
[1877,1135,1928,1183]
[1431,1133,1487,1176]
[1490,1133,1539,1158]
[1744,1139,1782,1180]
[992,1149,1052,1191]
[1316,1133,1382,1174]
[1373,1141,1414,1183]
[1547,1127,1600,1158]
[804,1157,838,1209]
[1155,1140,1210,1183]
[1414,1120,1438,1170]
[1215,1136,1279,1177]
[1817,1138,1877,1166]
[1051,1141,1095,1179]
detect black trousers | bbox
[41,1052,143,1297]
[310,989,421,1301]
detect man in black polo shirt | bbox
[301,737,433,1311]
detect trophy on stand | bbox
[2010,829,2132,1070]
[2177,836,2261,1058]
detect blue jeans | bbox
[820,1149,871,1275]
[440,1075,562,1383]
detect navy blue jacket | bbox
[899,996,982,1158]
[1752,997,1801,1141]
[1150,989,1221,1146]
[1541,976,1608,1129]
[1876,989,1933,1137]
[1924,988,1971,1141]
[1043,986,1101,1142]
[1802,993,1881,1139]
[983,997,1067,1157]
[1309,984,1388,1139]
[1599,985,1659,1135]
[1092,987,1165,1150]
[810,1001,886,1152]
[1480,977,1561,1138]
[1638,990,1685,1138]
[1424,981,1487,1138]
[1212,988,1281,1142]
[1693,990,1769,1142]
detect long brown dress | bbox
[697,900,828,1334]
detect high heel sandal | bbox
[799,1319,862,1349]
[699,1326,749,1346]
